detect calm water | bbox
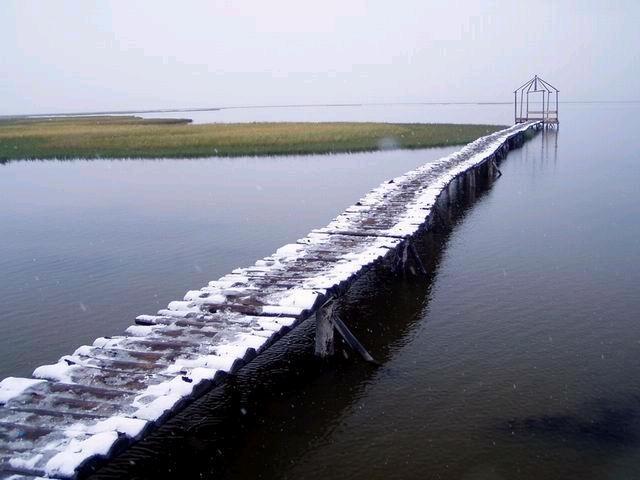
[0,146,455,379]
[2,103,640,479]
[211,104,640,480]
[138,103,514,125]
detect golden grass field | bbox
[0,116,506,160]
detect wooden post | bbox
[394,239,427,277]
[466,170,476,202]
[408,242,428,276]
[333,315,380,366]
[492,158,502,178]
[401,241,410,276]
[314,298,379,365]
[314,300,335,358]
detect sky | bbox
[1,0,639,115]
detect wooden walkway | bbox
[0,121,540,479]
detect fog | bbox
[2,0,638,115]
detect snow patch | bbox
[132,368,218,421]
[9,453,43,470]
[0,377,45,404]
[33,362,79,384]
[125,324,162,337]
[45,431,118,478]
[66,416,148,438]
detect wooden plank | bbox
[2,382,136,418]
[32,364,152,393]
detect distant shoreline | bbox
[0,102,507,120]
[3,99,638,121]
[0,116,506,161]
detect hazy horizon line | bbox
[3,100,640,119]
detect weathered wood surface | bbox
[0,121,540,479]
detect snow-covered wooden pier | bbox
[0,121,540,479]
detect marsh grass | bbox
[0,116,506,160]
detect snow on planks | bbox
[0,121,540,479]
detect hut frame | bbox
[514,75,559,126]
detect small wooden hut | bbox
[514,75,559,126]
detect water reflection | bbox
[503,396,640,447]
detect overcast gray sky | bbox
[2,0,639,115]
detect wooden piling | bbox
[314,301,336,358]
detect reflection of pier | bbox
[542,127,559,166]
[515,75,559,127]
[0,122,540,479]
